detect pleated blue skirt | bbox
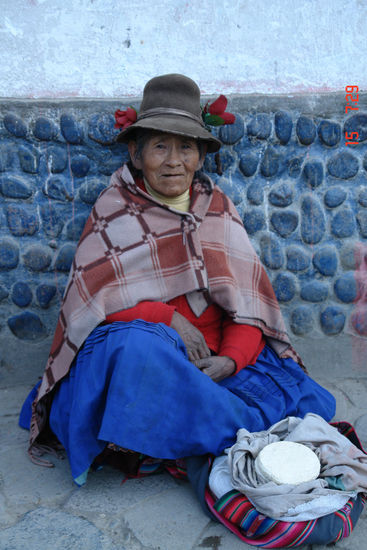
[25,321,336,483]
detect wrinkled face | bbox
[128,132,206,197]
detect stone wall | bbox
[1,94,366,384]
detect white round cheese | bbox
[255,441,320,485]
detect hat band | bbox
[137,107,205,128]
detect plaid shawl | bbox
[30,164,300,448]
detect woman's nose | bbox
[165,145,182,166]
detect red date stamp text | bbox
[345,85,359,146]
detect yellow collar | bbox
[144,178,190,212]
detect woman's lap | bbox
[37,321,335,481]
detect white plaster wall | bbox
[0,0,365,98]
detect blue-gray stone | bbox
[65,214,88,240]
[301,195,325,244]
[3,113,27,138]
[247,182,263,205]
[268,182,294,207]
[301,161,324,189]
[204,150,236,174]
[331,208,356,238]
[300,281,328,302]
[6,205,39,236]
[290,305,314,335]
[260,147,279,178]
[344,114,367,143]
[334,273,357,303]
[272,272,296,302]
[320,306,345,335]
[36,283,57,308]
[271,210,298,237]
[239,153,259,177]
[274,111,292,145]
[0,284,8,301]
[351,309,367,336]
[40,204,64,237]
[324,186,347,208]
[327,152,359,179]
[296,116,316,145]
[219,115,244,144]
[357,210,367,237]
[247,114,272,139]
[47,146,68,173]
[0,176,32,199]
[34,116,55,140]
[11,281,32,307]
[340,243,362,270]
[317,120,341,147]
[0,238,19,269]
[23,245,52,271]
[79,179,107,204]
[98,153,127,176]
[260,234,284,269]
[0,144,11,171]
[71,154,90,177]
[8,311,47,340]
[43,175,73,201]
[217,177,242,205]
[60,113,84,144]
[55,243,77,271]
[18,145,40,173]
[88,113,118,144]
[286,245,310,272]
[364,153,367,172]
[242,209,266,234]
[358,188,367,207]
[287,157,303,178]
[313,246,338,276]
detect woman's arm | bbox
[218,319,265,374]
[195,319,265,382]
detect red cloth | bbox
[105,298,265,374]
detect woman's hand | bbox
[195,356,236,382]
[170,311,211,362]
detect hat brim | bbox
[115,115,221,153]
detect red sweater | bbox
[105,297,265,374]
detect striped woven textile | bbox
[205,488,366,547]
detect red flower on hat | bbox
[114,107,137,130]
[202,95,235,126]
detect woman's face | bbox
[128,133,206,197]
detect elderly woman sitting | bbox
[23,74,335,485]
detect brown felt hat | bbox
[116,74,221,153]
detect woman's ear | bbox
[128,141,142,170]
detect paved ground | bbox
[1,375,367,550]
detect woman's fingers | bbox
[194,356,236,382]
[171,311,210,360]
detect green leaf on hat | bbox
[204,114,225,126]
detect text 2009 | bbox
[345,85,359,146]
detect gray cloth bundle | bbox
[224,413,367,520]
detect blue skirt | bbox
[22,321,336,483]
